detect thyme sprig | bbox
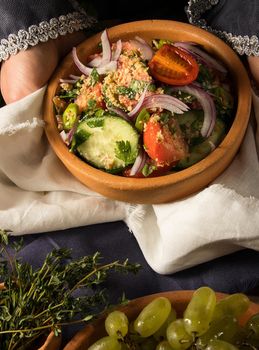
[0,229,141,350]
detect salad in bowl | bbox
[53,28,234,178]
[44,20,251,203]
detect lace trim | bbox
[0,12,96,62]
[186,0,259,56]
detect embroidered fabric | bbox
[186,0,259,56]
[0,11,96,62]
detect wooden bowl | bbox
[38,332,61,350]
[43,20,252,204]
[63,290,259,350]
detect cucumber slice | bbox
[75,115,139,171]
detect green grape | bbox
[105,310,129,338]
[154,308,177,341]
[245,312,259,339]
[205,339,239,350]
[212,293,250,321]
[229,325,249,347]
[88,336,122,350]
[134,297,172,337]
[242,314,259,349]
[140,336,158,350]
[183,286,216,336]
[156,340,173,350]
[128,322,144,344]
[128,322,154,348]
[166,319,194,350]
[196,315,239,348]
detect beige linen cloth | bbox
[0,86,259,274]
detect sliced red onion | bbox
[174,42,227,74]
[129,148,148,176]
[143,94,189,114]
[87,55,103,68]
[175,41,198,46]
[129,37,154,61]
[128,85,149,118]
[208,140,216,151]
[112,40,122,61]
[69,74,81,80]
[72,47,117,75]
[171,84,216,137]
[60,130,68,144]
[100,29,112,65]
[97,60,117,75]
[128,92,189,119]
[107,106,131,122]
[87,29,112,68]
[87,40,121,68]
[66,124,78,145]
[72,47,92,76]
[88,33,121,68]
[59,78,77,84]
[135,36,147,45]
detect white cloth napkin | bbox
[0,86,259,274]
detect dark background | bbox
[81,0,189,23]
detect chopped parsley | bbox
[58,88,79,100]
[142,163,157,177]
[81,107,106,120]
[117,86,136,100]
[86,118,104,128]
[88,99,97,110]
[130,80,149,93]
[196,64,214,88]
[70,128,91,151]
[152,38,172,50]
[115,140,136,165]
[160,111,172,124]
[89,68,100,87]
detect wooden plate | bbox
[43,20,251,204]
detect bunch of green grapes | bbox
[87,287,259,350]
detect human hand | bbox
[0,31,86,104]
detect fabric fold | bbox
[127,184,259,274]
[0,86,258,274]
[0,88,127,235]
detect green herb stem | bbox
[0,230,140,350]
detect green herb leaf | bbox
[86,118,104,128]
[142,163,157,177]
[70,128,91,152]
[89,68,100,87]
[117,86,136,100]
[0,229,141,350]
[115,140,136,165]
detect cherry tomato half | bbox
[143,116,188,167]
[148,44,199,86]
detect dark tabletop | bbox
[9,221,259,345]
